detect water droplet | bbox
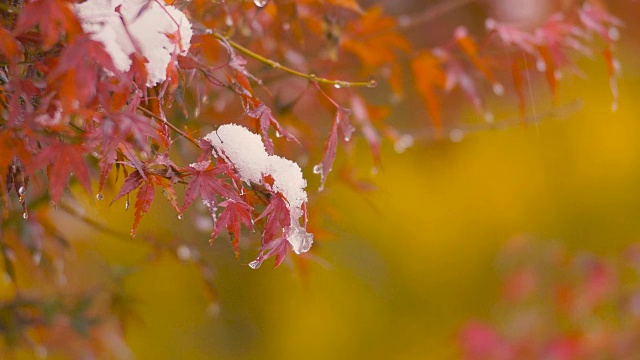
[554,70,562,80]
[367,80,378,88]
[248,259,262,269]
[271,62,281,69]
[125,200,130,211]
[253,0,268,8]
[22,212,28,219]
[177,214,184,220]
[34,345,48,359]
[393,134,414,153]
[205,28,213,35]
[333,83,342,89]
[18,186,26,196]
[484,112,495,124]
[206,302,221,317]
[492,83,505,96]
[536,58,546,72]
[176,245,191,261]
[2,272,11,283]
[224,15,233,27]
[397,15,411,28]
[32,252,42,265]
[608,27,620,41]
[312,164,323,175]
[275,131,282,138]
[96,193,104,201]
[449,128,465,143]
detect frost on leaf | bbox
[74,0,193,86]
[203,124,313,257]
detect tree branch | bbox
[136,105,200,147]
[211,32,378,89]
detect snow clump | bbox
[74,0,193,86]
[204,124,313,254]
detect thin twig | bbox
[136,105,199,147]
[210,32,377,89]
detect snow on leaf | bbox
[203,124,313,259]
[74,0,193,86]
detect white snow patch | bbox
[204,124,313,254]
[74,0,193,86]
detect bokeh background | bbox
[6,0,640,359]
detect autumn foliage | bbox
[0,0,623,357]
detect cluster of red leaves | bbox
[408,2,621,134]
[459,238,640,360]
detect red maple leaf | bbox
[247,103,299,155]
[316,107,354,190]
[13,0,82,50]
[211,199,254,258]
[48,36,118,110]
[31,142,92,202]
[181,160,241,216]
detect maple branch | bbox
[211,32,378,89]
[136,105,199,147]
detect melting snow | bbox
[204,124,313,254]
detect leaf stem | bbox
[136,106,199,147]
[211,32,377,89]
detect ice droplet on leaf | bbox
[248,259,262,269]
[22,212,28,219]
[312,164,323,174]
[96,193,104,200]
